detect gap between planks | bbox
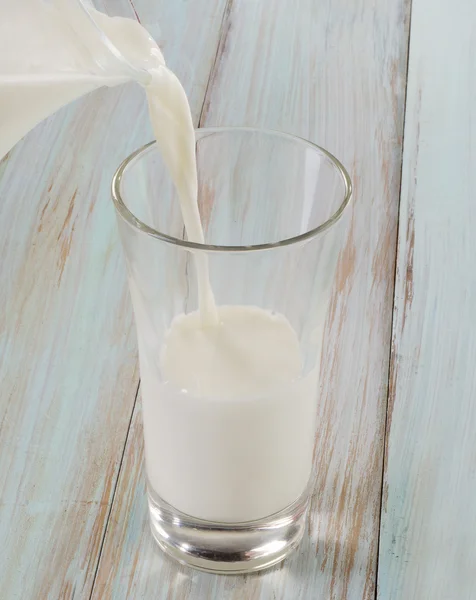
[89,381,141,600]
[373,0,414,597]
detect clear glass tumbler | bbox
[111,128,352,573]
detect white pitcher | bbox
[0,0,161,159]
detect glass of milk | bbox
[112,127,352,573]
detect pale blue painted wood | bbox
[93,1,410,597]
[0,0,227,597]
[378,1,476,598]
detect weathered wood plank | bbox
[0,1,228,598]
[378,1,476,598]
[94,1,410,597]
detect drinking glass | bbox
[111,127,352,573]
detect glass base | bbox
[148,487,309,574]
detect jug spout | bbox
[67,0,160,85]
[0,0,162,160]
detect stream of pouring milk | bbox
[145,67,218,323]
[2,5,318,523]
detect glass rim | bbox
[111,127,352,253]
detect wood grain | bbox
[0,1,228,598]
[93,1,410,598]
[377,1,476,598]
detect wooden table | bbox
[1,0,475,598]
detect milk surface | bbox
[2,4,318,523]
[162,306,302,398]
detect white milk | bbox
[143,306,318,523]
[3,4,318,523]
